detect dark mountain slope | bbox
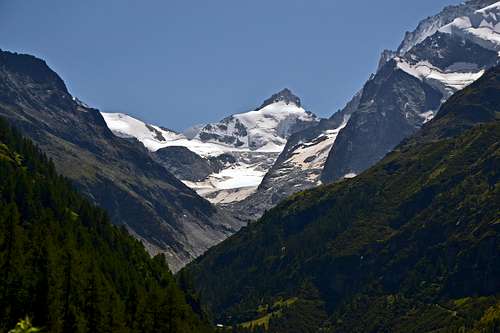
[154,146,236,183]
[184,66,500,332]
[321,60,443,183]
[0,118,212,333]
[0,49,241,271]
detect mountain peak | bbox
[395,0,499,55]
[0,49,68,94]
[257,88,301,110]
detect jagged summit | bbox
[257,88,301,110]
[395,0,499,55]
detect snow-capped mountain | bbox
[221,90,360,220]
[321,0,500,183]
[103,89,316,155]
[193,88,317,152]
[102,89,319,204]
[226,0,500,221]
[390,1,500,100]
[396,0,495,55]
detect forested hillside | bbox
[184,66,500,332]
[0,117,212,333]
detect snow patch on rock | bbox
[286,120,348,181]
[396,58,485,96]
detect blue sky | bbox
[0,0,457,131]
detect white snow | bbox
[478,2,500,13]
[101,113,182,151]
[195,101,317,152]
[102,102,316,156]
[282,118,349,184]
[288,121,347,170]
[216,169,264,190]
[396,0,485,55]
[180,157,270,204]
[343,173,357,179]
[419,110,436,123]
[439,2,500,52]
[395,58,485,96]
[205,187,257,205]
[154,137,233,157]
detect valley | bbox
[0,0,499,332]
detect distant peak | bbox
[257,88,301,110]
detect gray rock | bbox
[256,88,301,110]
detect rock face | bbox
[155,146,218,182]
[0,49,242,272]
[154,146,239,184]
[102,89,319,205]
[321,0,500,183]
[321,60,444,182]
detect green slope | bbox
[184,67,500,332]
[0,117,213,333]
